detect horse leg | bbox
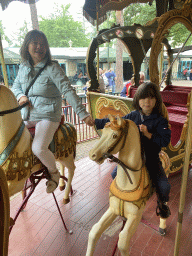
[86,208,117,256]
[61,153,75,204]
[56,161,66,191]
[118,206,145,256]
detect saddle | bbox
[27,115,77,160]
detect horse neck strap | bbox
[0,122,25,165]
[107,121,129,155]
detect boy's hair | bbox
[133,82,163,115]
[20,29,52,65]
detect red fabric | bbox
[126,82,132,96]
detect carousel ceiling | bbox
[83,0,153,25]
[0,0,39,10]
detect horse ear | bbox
[116,115,124,126]
[108,114,116,122]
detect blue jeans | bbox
[111,166,117,179]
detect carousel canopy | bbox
[0,0,39,10]
[83,0,153,25]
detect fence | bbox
[62,102,98,143]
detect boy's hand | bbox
[139,124,152,139]
[83,116,95,126]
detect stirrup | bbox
[156,201,171,219]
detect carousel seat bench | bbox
[160,91,188,108]
[163,85,192,94]
[168,112,187,146]
[166,105,188,115]
[168,112,187,126]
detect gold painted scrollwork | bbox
[150,5,192,86]
[96,97,130,119]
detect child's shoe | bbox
[46,170,60,193]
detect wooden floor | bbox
[8,157,192,256]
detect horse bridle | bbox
[0,102,29,116]
[101,120,141,184]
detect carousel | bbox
[1,0,192,255]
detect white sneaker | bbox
[46,170,60,193]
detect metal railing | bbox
[62,103,98,143]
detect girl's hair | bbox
[133,82,163,115]
[20,29,52,65]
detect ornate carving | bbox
[96,97,130,119]
[6,151,32,181]
[150,5,192,86]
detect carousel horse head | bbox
[89,114,142,169]
[0,85,22,126]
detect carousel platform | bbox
[8,153,192,256]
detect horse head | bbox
[0,85,23,150]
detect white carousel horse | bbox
[86,115,170,256]
[0,85,76,204]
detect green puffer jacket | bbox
[12,58,89,122]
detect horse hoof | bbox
[159,227,166,236]
[63,198,70,204]
[59,184,66,191]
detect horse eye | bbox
[113,134,117,139]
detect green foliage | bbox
[167,23,192,48]
[39,4,90,47]
[123,2,156,26]
[0,20,12,46]
[98,1,192,48]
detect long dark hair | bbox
[133,82,163,116]
[20,29,52,65]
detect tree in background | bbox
[0,20,12,46]
[39,4,90,47]
[123,2,192,47]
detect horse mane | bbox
[105,118,126,131]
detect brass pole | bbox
[159,43,164,84]
[159,33,192,88]
[0,35,8,87]
[96,0,99,80]
[174,91,192,255]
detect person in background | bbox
[120,72,145,97]
[102,68,109,88]
[78,70,83,79]
[99,68,105,93]
[12,29,94,194]
[94,82,171,219]
[186,68,190,81]
[105,68,116,93]
[190,69,192,81]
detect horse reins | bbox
[0,102,29,116]
[101,121,141,185]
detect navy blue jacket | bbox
[95,110,171,157]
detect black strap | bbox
[25,62,48,96]
[0,102,29,116]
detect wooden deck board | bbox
[8,157,192,256]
